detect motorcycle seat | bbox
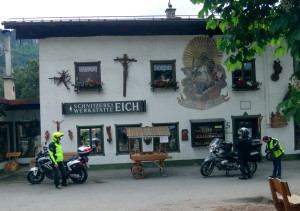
[64,156,79,164]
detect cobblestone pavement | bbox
[0,159,299,210]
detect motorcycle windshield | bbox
[209,138,221,148]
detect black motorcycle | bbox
[27,145,91,184]
[200,138,262,177]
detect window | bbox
[16,121,40,157]
[232,59,259,90]
[150,60,178,91]
[152,122,179,152]
[74,61,102,93]
[77,126,104,155]
[115,124,142,154]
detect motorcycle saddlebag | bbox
[250,151,261,162]
[67,160,83,171]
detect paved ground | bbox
[0,160,299,211]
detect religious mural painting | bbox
[178,37,230,110]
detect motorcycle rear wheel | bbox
[249,161,257,174]
[27,170,45,184]
[200,161,215,176]
[70,168,88,184]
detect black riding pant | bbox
[239,159,251,176]
[53,161,67,187]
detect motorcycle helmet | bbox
[238,127,250,137]
[52,132,64,141]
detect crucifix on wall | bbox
[114,54,137,97]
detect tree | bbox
[13,59,39,99]
[191,0,300,123]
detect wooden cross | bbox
[114,54,137,97]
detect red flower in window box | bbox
[71,79,104,92]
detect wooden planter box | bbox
[271,112,288,128]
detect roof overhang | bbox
[2,18,222,39]
[0,98,40,110]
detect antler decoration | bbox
[49,70,72,90]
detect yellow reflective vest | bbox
[48,140,64,164]
[266,138,284,158]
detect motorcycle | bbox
[200,138,262,177]
[27,145,91,184]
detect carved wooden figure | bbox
[53,120,63,132]
[106,126,112,143]
[114,54,137,97]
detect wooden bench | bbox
[268,177,300,211]
[4,152,21,172]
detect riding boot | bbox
[239,175,247,180]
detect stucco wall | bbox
[38,35,298,165]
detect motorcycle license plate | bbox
[85,162,89,168]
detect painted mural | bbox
[178,37,230,110]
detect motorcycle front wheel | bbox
[249,161,257,174]
[45,171,54,180]
[27,170,45,184]
[69,168,88,184]
[200,161,215,176]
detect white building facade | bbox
[3,16,299,166]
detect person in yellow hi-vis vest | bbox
[263,136,284,179]
[48,132,69,189]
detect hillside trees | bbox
[0,29,39,99]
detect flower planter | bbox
[149,79,179,92]
[151,86,179,92]
[74,86,102,94]
[72,79,103,94]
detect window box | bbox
[232,80,262,91]
[150,79,179,92]
[72,79,103,94]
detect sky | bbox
[0,0,202,29]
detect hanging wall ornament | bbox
[68,130,73,140]
[49,70,71,90]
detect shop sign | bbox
[62,100,146,115]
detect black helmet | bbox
[238,127,249,137]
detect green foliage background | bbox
[191,0,300,123]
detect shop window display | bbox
[78,126,104,155]
[152,122,179,152]
[115,124,142,154]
